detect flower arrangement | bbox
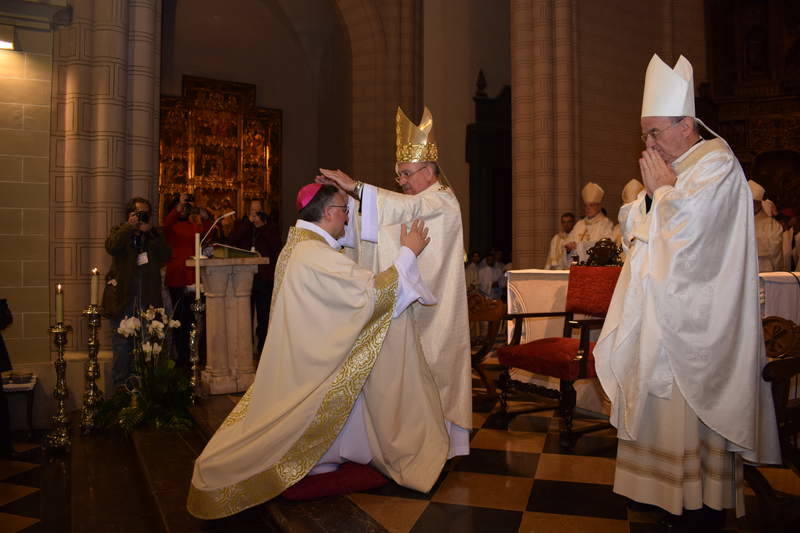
[98,306,194,434]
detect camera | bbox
[136,211,150,224]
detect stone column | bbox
[510,0,577,269]
[334,0,423,189]
[51,0,162,350]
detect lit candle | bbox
[90,267,99,305]
[195,232,201,300]
[56,284,64,323]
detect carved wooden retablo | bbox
[158,76,281,234]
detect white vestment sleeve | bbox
[392,246,437,317]
[360,184,379,243]
[338,195,359,249]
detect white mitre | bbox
[748,180,765,202]
[581,182,604,204]
[641,54,695,118]
[622,179,644,203]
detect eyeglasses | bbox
[394,165,428,184]
[640,120,682,143]
[328,204,349,215]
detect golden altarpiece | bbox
[158,76,281,235]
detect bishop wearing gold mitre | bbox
[319,107,473,462]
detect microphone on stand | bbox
[200,211,236,247]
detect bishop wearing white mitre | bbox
[564,182,615,263]
[612,179,645,248]
[593,54,780,526]
[749,180,784,272]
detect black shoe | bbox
[658,513,688,532]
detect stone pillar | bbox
[196,258,263,394]
[510,0,577,269]
[50,0,162,350]
[334,0,423,189]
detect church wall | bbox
[576,0,707,224]
[0,29,53,365]
[423,0,511,252]
[162,0,349,236]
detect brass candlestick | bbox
[80,304,103,433]
[46,323,72,451]
[189,300,205,403]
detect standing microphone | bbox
[201,211,236,246]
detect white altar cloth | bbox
[505,269,608,415]
[759,272,800,323]
[504,269,800,416]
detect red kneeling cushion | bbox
[496,337,596,381]
[281,462,388,500]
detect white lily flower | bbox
[143,308,156,321]
[168,319,181,329]
[152,343,162,355]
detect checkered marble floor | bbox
[340,374,798,533]
[0,441,44,533]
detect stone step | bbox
[131,395,388,532]
[131,426,279,532]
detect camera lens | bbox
[137,211,150,224]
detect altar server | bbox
[544,212,576,269]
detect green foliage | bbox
[98,351,194,435]
[97,306,194,435]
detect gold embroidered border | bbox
[270,227,326,313]
[187,254,399,519]
[219,387,253,429]
[396,143,438,163]
[673,138,727,175]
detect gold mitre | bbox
[396,106,439,163]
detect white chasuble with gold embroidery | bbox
[187,225,448,519]
[356,183,473,438]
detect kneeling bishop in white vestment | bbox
[187,184,449,519]
[594,54,780,520]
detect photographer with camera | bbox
[227,199,281,357]
[103,197,171,387]
[163,192,212,368]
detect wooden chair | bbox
[496,264,621,448]
[744,318,800,533]
[467,291,505,397]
